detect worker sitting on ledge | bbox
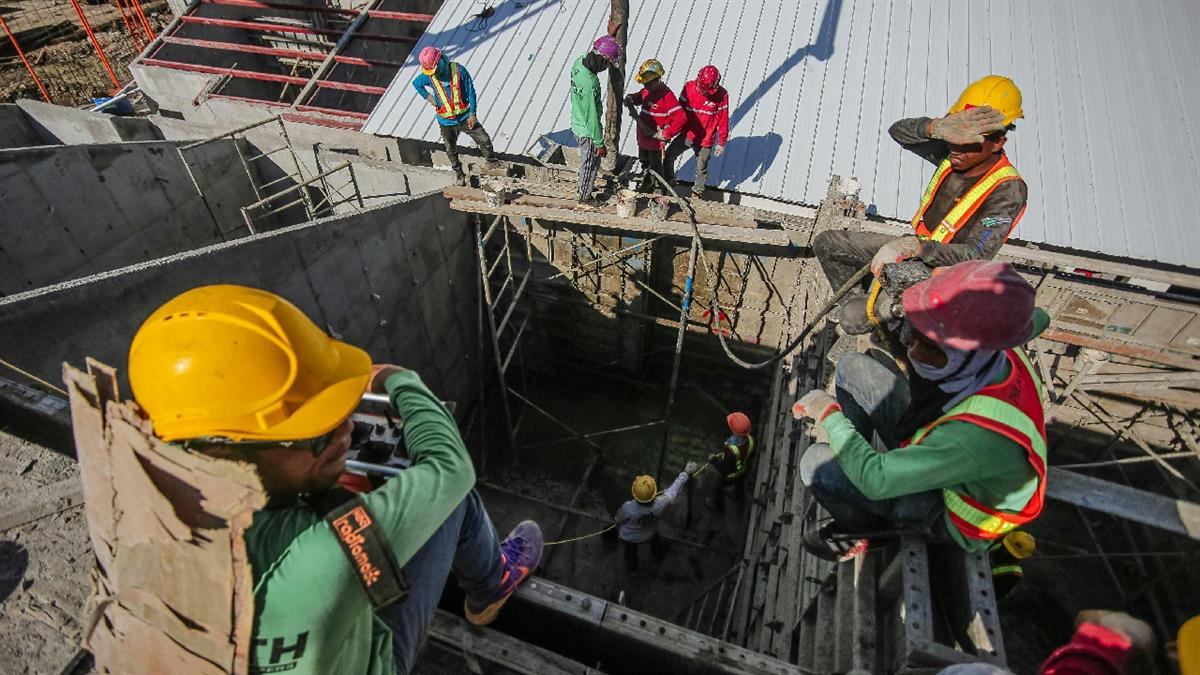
[790,261,1048,561]
[127,285,542,675]
[413,46,500,186]
[813,76,1028,336]
[615,462,698,574]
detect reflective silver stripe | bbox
[644,106,681,117]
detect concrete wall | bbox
[0,139,260,294]
[0,193,481,414]
[14,100,165,145]
[0,105,43,149]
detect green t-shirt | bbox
[242,370,475,674]
[570,55,604,145]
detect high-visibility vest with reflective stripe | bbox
[911,155,1024,243]
[905,348,1047,541]
[430,63,469,120]
[724,434,756,480]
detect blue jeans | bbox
[377,490,502,674]
[799,352,945,532]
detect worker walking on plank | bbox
[570,36,621,207]
[615,462,698,574]
[624,59,687,193]
[791,261,1048,561]
[412,46,499,186]
[665,65,730,200]
[127,285,543,674]
[704,412,755,513]
[812,76,1028,333]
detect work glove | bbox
[713,144,725,157]
[929,106,1006,145]
[792,389,839,422]
[652,130,666,142]
[684,461,700,476]
[871,236,922,276]
[596,145,607,158]
[425,94,437,108]
[466,115,478,129]
[1074,610,1155,656]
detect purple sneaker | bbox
[464,520,543,626]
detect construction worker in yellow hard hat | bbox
[128,284,543,674]
[812,75,1029,338]
[614,462,698,574]
[624,58,687,193]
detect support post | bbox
[601,0,628,172]
[476,216,518,460]
[656,235,700,482]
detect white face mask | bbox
[908,344,970,382]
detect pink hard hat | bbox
[419,46,442,74]
[592,35,621,65]
[902,260,1035,351]
[698,65,720,92]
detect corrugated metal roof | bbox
[364,0,1200,269]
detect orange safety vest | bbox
[430,62,470,120]
[904,348,1047,541]
[911,155,1025,243]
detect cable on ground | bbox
[644,170,869,370]
[0,356,68,397]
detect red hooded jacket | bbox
[679,80,730,148]
[629,84,686,150]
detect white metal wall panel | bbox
[364,0,1200,268]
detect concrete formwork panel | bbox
[0,140,260,294]
[0,192,479,413]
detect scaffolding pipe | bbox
[292,0,383,107]
[181,115,284,150]
[477,216,518,459]
[656,234,700,482]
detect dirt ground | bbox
[0,0,171,105]
[0,430,91,675]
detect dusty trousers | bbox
[439,120,495,175]
[664,135,713,195]
[811,229,902,290]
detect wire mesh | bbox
[0,0,170,105]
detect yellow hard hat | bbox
[949,75,1024,127]
[632,475,657,503]
[635,59,665,84]
[128,285,372,443]
[1180,615,1200,675]
[1002,530,1036,559]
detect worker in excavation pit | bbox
[704,412,755,513]
[127,285,543,675]
[413,46,500,186]
[812,76,1028,336]
[790,261,1048,562]
[616,463,699,574]
[570,35,622,208]
[624,59,687,193]
[664,64,730,201]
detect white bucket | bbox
[615,189,638,218]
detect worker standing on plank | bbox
[624,59,687,193]
[665,65,730,200]
[615,462,698,574]
[412,46,499,186]
[705,412,755,513]
[570,36,621,207]
[791,261,1047,561]
[127,285,543,675]
[813,76,1028,333]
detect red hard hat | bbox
[902,260,1035,351]
[726,412,751,435]
[698,65,720,92]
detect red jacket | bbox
[679,80,729,148]
[629,85,686,150]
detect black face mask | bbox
[583,51,609,73]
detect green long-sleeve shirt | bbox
[820,310,1050,551]
[242,370,474,674]
[570,55,604,145]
